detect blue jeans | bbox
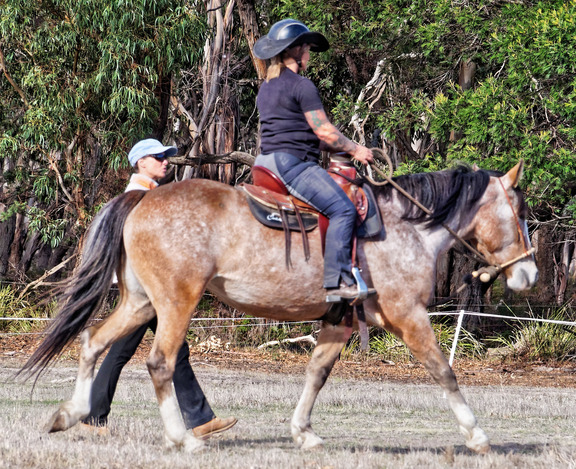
[254,152,356,288]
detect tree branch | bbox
[170,93,199,140]
[0,45,28,108]
[170,151,255,167]
[237,0,267,80]
[257,333,318,349]
[17,254,77,300]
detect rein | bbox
[365,149,535,285]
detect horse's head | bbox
[468,161,538,291]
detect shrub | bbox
[488,306,576,362]
[0,286,54,333]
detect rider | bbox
[253,19,376,301]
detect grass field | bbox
[0,360,575,469]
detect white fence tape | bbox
[3,310,576,325]
[1,310,575,340]
[428,310,576,327]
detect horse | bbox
[21,160,537,454]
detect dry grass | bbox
[0,360,575,468]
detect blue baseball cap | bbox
[127,138,178,167]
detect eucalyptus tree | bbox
[0,0,207,278]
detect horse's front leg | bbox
[398,311,490,454]
[292,322,351,450]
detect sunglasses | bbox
[148,153,169,163]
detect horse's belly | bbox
[206,275,329,321]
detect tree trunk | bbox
[237,0,267,80]
[0,211,16,279]
[182,0,238,183]
[153,73,172,140]
[7,212,26,280]
[450,253,485,334]
[435,250,454,301]
[450,59,476,142]
[532,224,562,307]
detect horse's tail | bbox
[19,190,146,379]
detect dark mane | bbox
[372,166,493,228]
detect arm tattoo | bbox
[305,109,357,154]
[307,110,326,131]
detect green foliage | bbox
[27,207,68,248]
[342,320,484,361]
[0,0,208,246]
[488,306,576,362]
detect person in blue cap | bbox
[81,138,237,439]
[253,19,376,302]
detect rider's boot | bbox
[325,267,376,304]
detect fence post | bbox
[449,309,465,367]
[444,309,465,400]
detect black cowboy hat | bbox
[253,19,329,60]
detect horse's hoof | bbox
[183,437,206,454]
[183,433,206,453]
[301,440,324,451]
[164,434,206,453]
[294,432,324,450]
[464,427,490,454]
[46,409,70,433]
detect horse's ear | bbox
[501,160,524,189]
[472,163,480,171]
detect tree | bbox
[0,0,207,278]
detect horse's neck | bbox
[385,194,468,259]
[417,224,456,259]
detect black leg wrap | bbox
[320,302,351,325]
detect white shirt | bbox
[125,173,158,192]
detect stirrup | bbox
[325,267,376,305]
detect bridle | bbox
[498,177,533,256]
[365,151,535,285]
[467,178,535,284]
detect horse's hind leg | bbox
[291,322,352,450]
[47,290,154,433]
[398,311,490,454]
[144,288,205,453]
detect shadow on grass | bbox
[207,436,294,448]
[214,439,552,456]
[341,442,549,456]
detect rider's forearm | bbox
[306,110,357,155]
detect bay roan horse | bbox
[21,161,537,454]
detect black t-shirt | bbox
[256,68,325,160]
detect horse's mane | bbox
[372,165,497,228]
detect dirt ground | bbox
[2,334,575,388]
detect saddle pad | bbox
[356,185,383,238]
[241,185,319,231]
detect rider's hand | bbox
[351,144,374,165]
